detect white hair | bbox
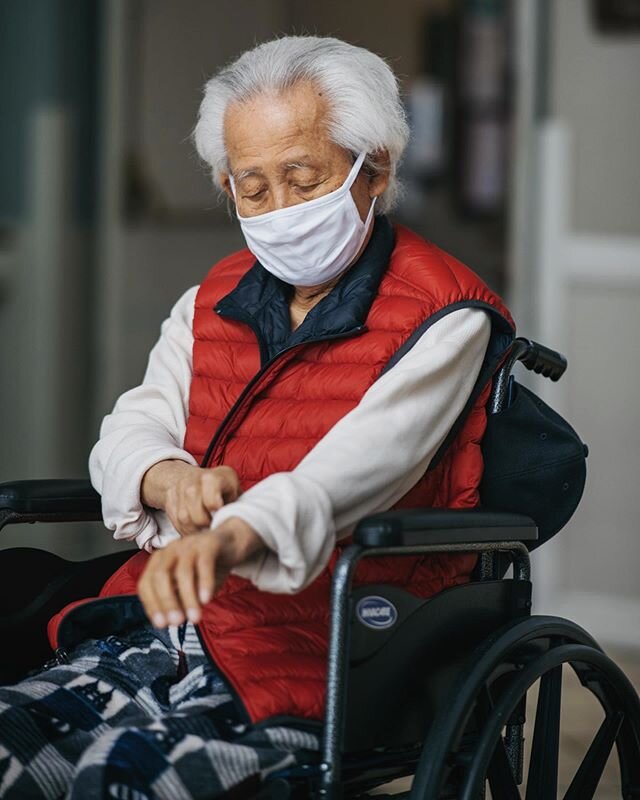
[193,36,409,214]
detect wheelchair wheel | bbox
[411,616,640,799]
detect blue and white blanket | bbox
[0,622,319,799]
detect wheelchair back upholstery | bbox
[0,547,134,684]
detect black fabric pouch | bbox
[480,379,588,549]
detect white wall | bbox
[531,1,640,647]
[551,0,640,236]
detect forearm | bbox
[212,472,334,593]
[89,427,197,549]
[298,308,492,534]
[89,285,198,548]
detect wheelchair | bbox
[1,339,639,799]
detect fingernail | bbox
[153,612,166,628]
[186,607,200,624]
[167,610,184,626]
[199,588,211,605]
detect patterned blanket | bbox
[0,621,319,799]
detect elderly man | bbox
[0,36,513,799]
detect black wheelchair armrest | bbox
[0,479,102,530]
[353,508,537,548]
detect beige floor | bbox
[369,648,640,798]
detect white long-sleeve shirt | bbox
[89,285,491,593]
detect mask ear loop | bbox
[343,151,368,191]
[352,153,378,231]
[349,152,380,229]
[365,195,377,224]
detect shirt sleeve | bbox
[211,307,493,593]
[88,285,199,552]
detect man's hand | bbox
[137,517,266,628]
[141,461,241,536]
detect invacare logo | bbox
[356,596,398,630]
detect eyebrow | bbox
[232,159,323,183]
[282,159,321,172]
[233,167,262,183]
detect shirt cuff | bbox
[95,447,197,548]
[209,472,336,594]
[137,509,182,552]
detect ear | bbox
[367,149,391,199]
[220,172,235,202]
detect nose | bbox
[270,184,305,213]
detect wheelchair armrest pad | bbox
[0,479,101,517]
[353,509,538,548]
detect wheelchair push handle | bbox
[518,338,567,382]
[489,337,568,415]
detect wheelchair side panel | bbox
[343,579,532,753]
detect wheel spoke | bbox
[476,684,522,800]
[562,711,624,800]
[525,665,562,800]
[487,736,522,800]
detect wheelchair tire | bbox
[410,615,640,800]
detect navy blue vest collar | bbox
[215,215,395,365]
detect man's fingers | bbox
[202,468,241,511]
[196,550,216,606]
[175,554,202,624]
[165,469,242,536]
[138,524,245,629]
[201,472,225,512]
[151,554,184,625]
[221,469,242,503]
[183,484,212,529]
[173,505,201,536]
[138,560,168,628]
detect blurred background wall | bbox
[0,0,638,651]
[530,0,640,652]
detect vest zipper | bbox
[200,323,367,468]
[195,311,367,720]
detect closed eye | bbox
[243,188,267,200]
[295,183,321,193]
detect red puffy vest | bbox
[50,223,514,726]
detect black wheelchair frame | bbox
[1,339,640,799]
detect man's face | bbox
[221,81,380,221]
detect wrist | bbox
[141,459,194,509]
[214,517,266,562]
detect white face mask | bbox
[229,151,377,287]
